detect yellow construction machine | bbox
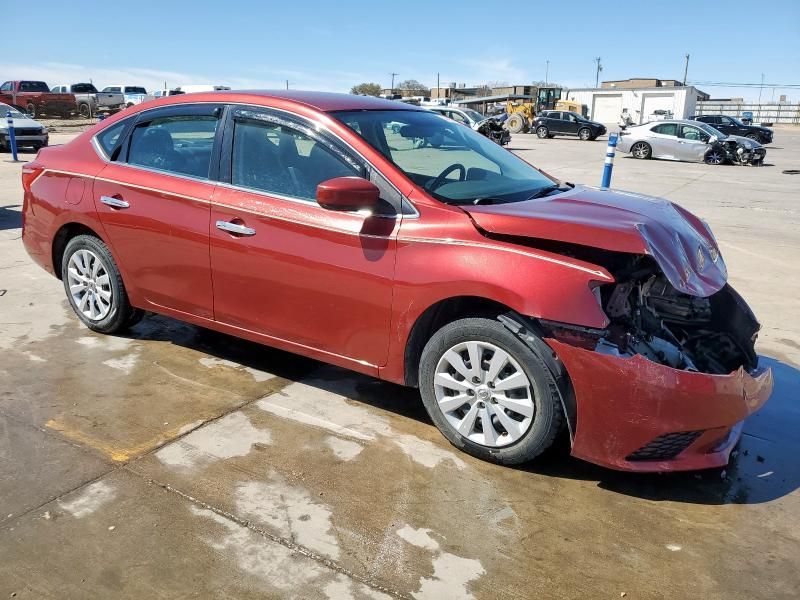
[504,88,586,133]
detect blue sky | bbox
[4,0,799,101]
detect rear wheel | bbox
[418,317,563,465]
[536,126,549,139]
[578,127,592,141]
[631,141,651,159]
[61,235,143,334]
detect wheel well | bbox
[403,296,513,387]
[52,223,103,279]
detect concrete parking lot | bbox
[1,128,799,599]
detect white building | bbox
[566,86,706,125]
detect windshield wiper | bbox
[525,184,564,200]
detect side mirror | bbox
[317,177,380,211]
[708,135,718,145]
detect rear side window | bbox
[231,118,358,201]
[124,87,147,94]
[72,83,97,93]
[96,119,131,158]
[19,81,49,92]
[652,123,678,136]
[127,115,219,179]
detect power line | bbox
[688,80,800,88]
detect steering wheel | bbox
[426,163,466,192]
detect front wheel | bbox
[418,317,563,465]
[746,133,761,142]
[61,235,143,333]
[78,103,92,118]
[536,126,549,139]
[25,102,37,118]
[578,127,592,141]
[705,148,726,165]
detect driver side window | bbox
[231,119,359,201]
[678,125,709,142]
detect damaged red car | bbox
[21,91,772,472]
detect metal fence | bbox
[695,102,800,125]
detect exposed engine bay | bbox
[708,137,766,166]
[544,255,761,375]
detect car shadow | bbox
[122,314,799,505]
[0,204,22,230]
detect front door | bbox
[562,112,581,135]
[93,104,223,318]
[675,123,710,162]
[209,107,399,369]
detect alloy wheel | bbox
[706,150,724,165]
[433,340,534,448]
[632,142,650,159]
[67,249,113,321]
[579,128,591,140]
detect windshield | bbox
[697,122,726,139]
[463,109,486,123]
[124,87,147,94]
[334,110,556,205]
[727,116,745,127]
[0,103,27,119]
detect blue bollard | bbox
[6,110,19,161]
[600,133,618,190]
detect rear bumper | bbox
[547,338,773,472]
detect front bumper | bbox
[547,338,773,472]
[1,133,48,147]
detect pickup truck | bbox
[101,85,154,107]
[50,83,125,118]
[0,80,76,118]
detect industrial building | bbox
[566,84,710,124]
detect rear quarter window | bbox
[95,119,131,158]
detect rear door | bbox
[648,122,680,159]
[93,103,223,318]
[209,106,401,369]
[546,111,564,133]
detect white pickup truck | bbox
[50,83,124,118]
[101,85,154,108]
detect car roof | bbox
[185,90,424,113]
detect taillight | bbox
[22,163,45,192]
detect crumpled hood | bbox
[464,185,727,297]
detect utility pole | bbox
[286,79,289,90]
[390,72,398,96]
[594,57,602,88]
[683,53,690,85]
[437,72,440,98]
[545,60,549,86]
[758,73,765,104]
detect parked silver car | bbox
[617,119,765,165]
[0,102,48,150]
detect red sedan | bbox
[21,91,772,471]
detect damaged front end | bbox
[540,254,772,472]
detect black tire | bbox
[631,141,651,159]
[536,126,549,139]
[78,103,92,118]
[418,317,564,465]
[746,133,760,142]
[25,102,37,118]
[578,127,592,141]
[61,234,143,334]
[506,113,526,134]
[546,134,555,139]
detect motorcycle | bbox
[705,134,766,166]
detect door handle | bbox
[216,220,256,236]
[100,195,130,209]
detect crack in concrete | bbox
[139,474,411,600]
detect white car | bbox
[101,85,154,107]
[0,102,48,151]
[427,105,488,128]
